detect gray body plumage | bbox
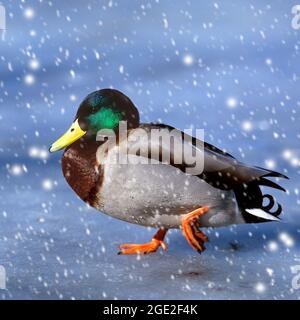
[98,160,244,228]
[94,152,244,229]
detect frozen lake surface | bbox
[0,165,300,300]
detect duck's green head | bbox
[49,89,139,152]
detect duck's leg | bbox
[118,228,168,255]
[181,206,209,253]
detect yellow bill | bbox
[49,119,86,153]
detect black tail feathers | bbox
[234,174,287,223]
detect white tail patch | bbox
[245,209,280,221]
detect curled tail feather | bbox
[234,172,287,223]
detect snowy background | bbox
[1,0,300,299]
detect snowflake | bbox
[24,74,35,85]
[182,54,194,66]
[24,7,35,20]
[28,59,40,71]
[255,282,266,293]
[226,97,238,109]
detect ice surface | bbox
[1,164,300,300]
[1,1,300,299]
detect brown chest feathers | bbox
[61,139,103,206]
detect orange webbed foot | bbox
[118,228,168,255]
[182,207,209,253]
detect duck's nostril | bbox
[71,128,74,132]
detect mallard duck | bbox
[49,89,288,255]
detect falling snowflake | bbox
[28,146,49,160]
[42,179,54,191]
[265,58,272,66]
[279,232,294,248]
[265,159,276,170]
[226,97,238,108]
[23,7,35,19]
[182,54,194,66]
[24,74,35,85]
[28,59,40,71]
[8,164,26,176]
[267,241,279,252]
[241,120,253,132]
[255,282,266,293]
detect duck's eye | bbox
[71,128,75,132]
